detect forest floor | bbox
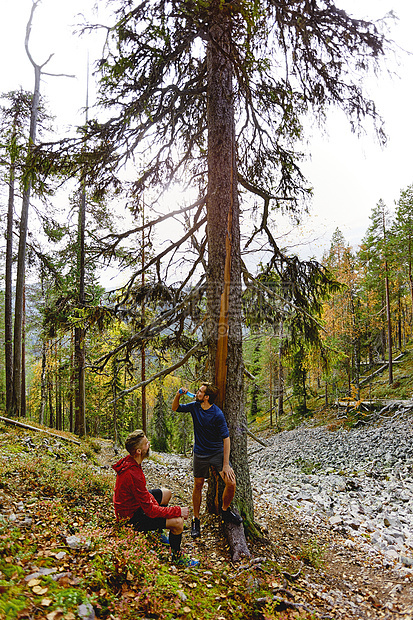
[98,439,413,619]
[1,419,413,620]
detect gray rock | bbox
[78,602,95,620]
[66,535,84,549]
[248,412,413,572]
[401,556,413,567]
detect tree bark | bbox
[74,325,86,436]
[5,129,16,415]
[206,467,250,561]
[384,267,393,384]
[278,319,284,422]
[74,187,87,436]
[12,3,44,417]
[382,209,393,385]
[20,285,26,418]
[205,4,254,530]
[39,342,47,425]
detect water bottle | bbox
[179,388,196,398]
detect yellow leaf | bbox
[183,607,191,613]
[33,585,49,595]
[41,598,52,607]
[126,570,133,581]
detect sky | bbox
[1,0,413,262]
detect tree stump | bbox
[206,466,250,562]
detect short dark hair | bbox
[125,429,146,455]
[202,383,219,404]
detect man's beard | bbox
[142,446,150,459]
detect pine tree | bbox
[151,389,170,452]
[359,200,394,384]
[42,0,389,533]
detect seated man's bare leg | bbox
[166,516,184,535]
[160,487,172,506]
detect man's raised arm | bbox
[172,389,183,411]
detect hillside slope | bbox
[1,420,413,619]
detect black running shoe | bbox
[191,517,201,538]
[221,508,243,525]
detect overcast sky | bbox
[1,0,413,261]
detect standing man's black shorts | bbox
[129,489,166,532]
[193,452,231,479]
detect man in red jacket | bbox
[113,429,198,567]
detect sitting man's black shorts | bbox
[129,489,166,532]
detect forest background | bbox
[1,0,413,460]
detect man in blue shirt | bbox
[172,382,242,538]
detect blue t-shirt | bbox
[176,401,229,456]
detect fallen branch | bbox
[240,423,269,447]
[359,353,405,386]
[0,416,81,445]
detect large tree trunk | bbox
[20,286,26,418]
[12,4,43,417]
[5,137,16,415]
[74,188,87,436]
[39,341,47,425]
[206,468,250,561]
[74,325,86,435]
[205,4,254,534]
[384,267,393,385]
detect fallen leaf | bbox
[28,578,41,587]
[183,607,191,613]
[40,598,52,607]
[126,570,134,581]
[64,613,76,620]
[33,585,49,595]
[46,611,64,620]
[124,590,135,598]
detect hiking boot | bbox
[171,551,200,568]
[191,517,201,538]
[221,508,243,526]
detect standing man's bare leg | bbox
[191,477,204,538]
[221,477,236,512]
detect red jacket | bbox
[112,455,181,521]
